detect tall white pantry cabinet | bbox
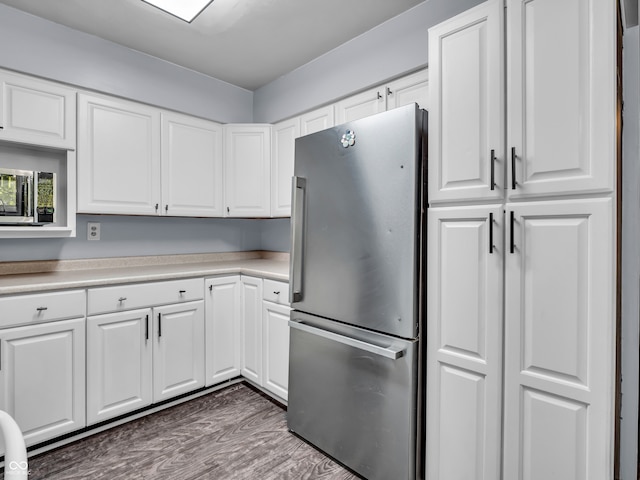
[426,1,616,480]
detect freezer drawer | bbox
[287,312,418,480]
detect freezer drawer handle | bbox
[288,320,406,360]
[290,177,306,303]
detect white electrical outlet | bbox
[87,222,101,241]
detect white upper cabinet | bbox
[428,1,504,205]
[161,112,224,217]
[300,105,335,136]
[335,86,387,124]
[224,124,272,217]
[271,117,299,217]
[77,93,161,215]
[386,69,429,111]
[335,69,429,124]
[506,0,615,200]
[0,70,76,150]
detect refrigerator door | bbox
[287,312,418,480]
[290,104,426,339]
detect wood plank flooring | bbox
[3,383,360,480]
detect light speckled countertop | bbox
[0,251,289,295]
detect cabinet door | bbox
[335,86,386,124]
[503,198,614,480]
[223,125,271,217]
[153,301,205,402]
[426,205,504,480]
[300,105,335,136]
[0,71,76,149]
[386,69,429,111]
[428,0,504,204]
[0,318,85,449]
[205,276,241,386]
[262,301,290,401]
[77,93,161,215]
[240,276,263,385]
[271,118,299,217]
[86,309,153,425]
[161,112,223,217]
[506,0,615,199]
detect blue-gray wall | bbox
[253,0,483,123]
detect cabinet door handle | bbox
[489,213,494,254]
[165,205,168,213]
[386,87,392,96]
[511,147,517,190]
[36,306,48,312]
[118,297,127,303]
[490,149,496,190]
[145,314,149,341]
[158,313,162,337]
[377,91,383,100]
[209,284,213,292]
[227,206,230,214]
[155,203,159,212]
[510,210,516,254]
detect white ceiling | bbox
[0,0,424,91]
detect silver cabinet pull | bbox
[289,320,405,360]
[179,290,186,295]
[290,177,306,303]
[36,307,48,312]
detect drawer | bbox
[263,279,289,305]
[88,278,203,315]
[0,290,86,329]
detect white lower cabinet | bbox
[240,276,263,384]
[205,276,241,386]
[262,301,290,401]
[240,276,290,401]
[152,301,205,402]
[0,317,85,450]
[426,204,504,480]
[86,279,205,424]
[503,198,614,480]
[86,309,153,425]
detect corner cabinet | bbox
[205,276,242,386]
[0,70,76,150]
[223,125,272,217]
[77,93,161,215]
[426,1,617,480]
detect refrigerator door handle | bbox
[290,176,306,302]
[288,320,406,360]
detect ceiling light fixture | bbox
[141,0,214,23]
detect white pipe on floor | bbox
[0,410,27,479]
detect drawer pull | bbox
[36,307,48,312]
[179,290,186,295]
[274,291,280,295]
[118,297,127,303]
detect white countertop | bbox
[0,252,289,296]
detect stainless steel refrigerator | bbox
[287,103,427,480]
